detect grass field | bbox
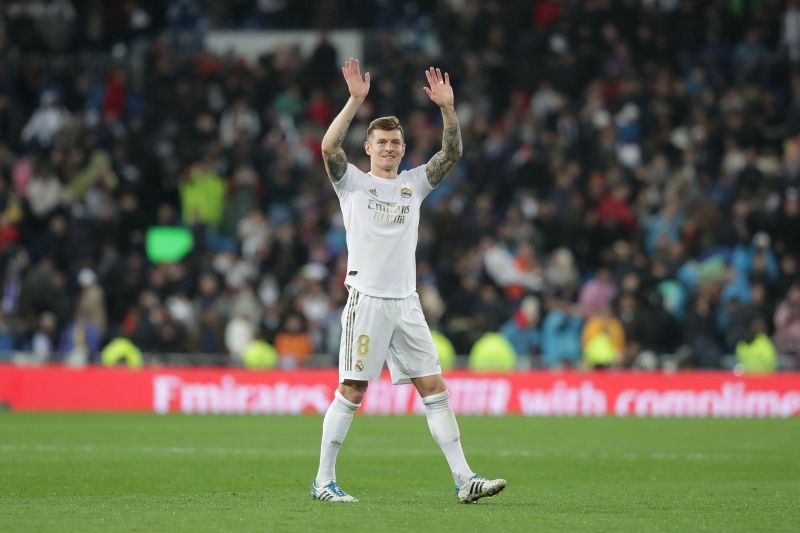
[1,414,798,532]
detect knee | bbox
[338,380,368,405]
[413,375,447,398]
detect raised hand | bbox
[423,67,461,187]
[423,67,454,109]
[342,57,370,100]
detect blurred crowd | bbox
[1,0,799,372]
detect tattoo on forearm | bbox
[426,115,462,187]
[331,118,351,148]
[325,150,348,182]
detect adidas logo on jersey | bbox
[368,188,379,197]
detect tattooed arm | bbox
[321,100,359,182]
[423,67,462,187]
[322,58,370,183]
[426,105,462,187]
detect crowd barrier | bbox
[1,365,799,417]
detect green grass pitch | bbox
[1,413,798,532]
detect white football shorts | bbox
[338,287,441,384]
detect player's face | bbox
[365,129,405,172]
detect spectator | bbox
[25,158,66,220]
[736,320,777,373]
[20,91,68,149]
[683,294,722,369]
[58,311,102,366]
[468,332,516,371]
[618,293,647,367]
[219,98,260,146]
[578,267,617,317]
[0,312,15,357]
[732,28,770,85]
[242,338,278,369]
[75,268,107,336]
[783,0,800,63]
[180,156,225,227]
[774,284,800,366]
[499,296,540,366]
[540,296,582,369]
[731,232,779,284]
[68,150,118,202]
[274,312,313,368]
[30,311,57,363]
[543,247,579,297]
[222,165,261,237]
[581,305,625,369]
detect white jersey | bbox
[332,163,433,298]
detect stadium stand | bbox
[0,0,798,371]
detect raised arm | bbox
[423,67,463,187]
[321,57,370,182]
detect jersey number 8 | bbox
[357,335,370,356]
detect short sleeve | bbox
[404,164,434,200]
[331,163,359,198]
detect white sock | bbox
[422,390,475,486]
[316,390,360,484]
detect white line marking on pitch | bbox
[0,443,770,462]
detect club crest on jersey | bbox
[368,188,379,197]
[355,360,364,372]
[400,187,412,198]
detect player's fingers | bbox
[353,58,360,77]
[428,72,437,89]
[423,87,431,96]
[424,68,434,86]
[445,72,450,85]
[436,67,443,83]
[364,72,370,85]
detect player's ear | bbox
[364,141,371,155]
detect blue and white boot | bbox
[456,474,506,504]
[311,480,359,503]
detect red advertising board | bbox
[1,365,799,417]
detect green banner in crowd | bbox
[146,226,194,263]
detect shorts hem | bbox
[390,369,442,385]
[339,369,442,385]
[339,373,377,383]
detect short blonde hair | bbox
[367,116,404,141]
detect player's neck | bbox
[369,166,398,180]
